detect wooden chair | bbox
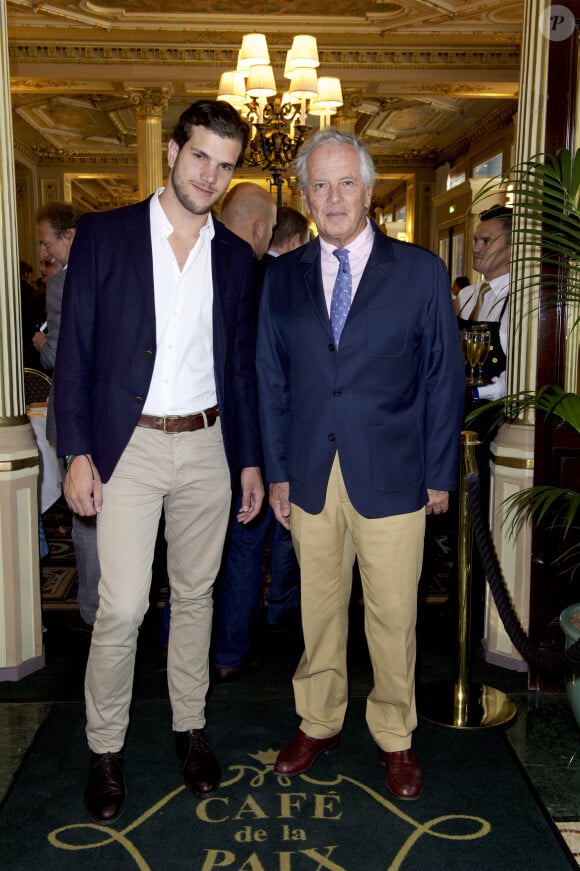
[23,368,52,405]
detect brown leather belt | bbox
[137,406,219,434]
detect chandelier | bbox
[216,33,343,204]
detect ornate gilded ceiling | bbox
[7,0,523,208]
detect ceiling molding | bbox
[7,0,524,207]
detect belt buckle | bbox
[163,415,181,434]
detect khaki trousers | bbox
[85,421,231,753]
[290,454,425,753]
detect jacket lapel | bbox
[348,225,395,320]
[211,221,232,330]
[121,197,156,322]
[301,239,333,332]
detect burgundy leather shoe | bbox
[175,729,221,795]
[84,751,126,824]
[379,748,423,800]
[274,729,341,775]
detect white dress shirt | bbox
[143,190,217,416]
[456,273,510,401]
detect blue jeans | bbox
[265,520,300,626]
[212,490,300,670]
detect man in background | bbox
[451,275,470,315]
[456,204,512,634]
[219,181,278,261]
[31,204,100,631]
[456,205,511,404]
[20,260,39,368]
[255,206,311,628]
[211,183,278,682]
[257,205,311,277]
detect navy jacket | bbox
[54,197,262,484]
[256,224,465,519]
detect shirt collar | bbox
[150,189,215,242]
[486,273,509,297]
[319,218,374,262]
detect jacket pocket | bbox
[369,418,424,491]
[366,305,409,358]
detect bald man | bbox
[214,185,300,682]
[219,182,277,260]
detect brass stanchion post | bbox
[418,431,517,729]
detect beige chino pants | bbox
[290,454,425,753]
[85,421,231,753]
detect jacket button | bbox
[333,388,342,397]
[328,343,335,352]
[134,395,144,402]
[328,433,336,441]
[144,349,153,356]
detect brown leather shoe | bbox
[274,729,341,775]
[379,748,423,800]
[175,729,221,795]
[214,664,243,683]
[84,751,126,824]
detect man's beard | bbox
[171,171,219,216]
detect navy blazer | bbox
[54,197,262,484]
[256,224,465,519]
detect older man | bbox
[257,129,464,799]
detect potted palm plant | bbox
[468,147,580,716]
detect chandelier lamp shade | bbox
[216,32,343,203]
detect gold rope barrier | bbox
[418,431,517,729]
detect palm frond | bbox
[504,486,580,538]
[470,150,580,576]
[466,385,580,436]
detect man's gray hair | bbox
[293,129,377,190]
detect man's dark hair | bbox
[35,202,82,237]
[270,206,311,249]
[171,100,251,167]
[453,275,470,290]
[479,204,513,243]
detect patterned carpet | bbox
[558,822,580,864]
[35,498,580,865]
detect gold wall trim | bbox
[8,43,521,71]
[491,453,534,470]
[0,457,40,472]
[0,415,29,427]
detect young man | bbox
[257,128,464,800]
[54,100,264,825]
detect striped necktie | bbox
[469,281,491,320]
[330,248,352,345]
